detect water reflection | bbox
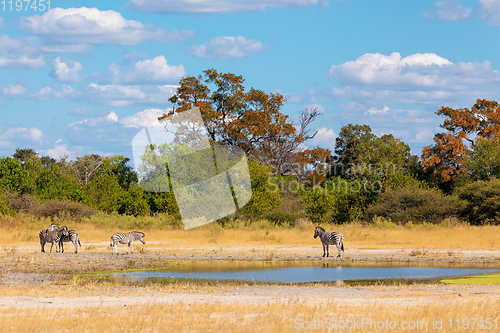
[109,261,500,284]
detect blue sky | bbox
[1,0,500,165]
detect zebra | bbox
[314,226,344,258]
[110,231,145,254]
[39,225,70,253]
[57,229,82,253]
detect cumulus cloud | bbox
[0,34,45,68]
[328,52,500,105]
[129,0,320,13]
[50,57,83,82]
[121,108,171,128]
[102,56,185,84]
[84,83,177,106]
[188,36,266,60]
[1,84,28,97]
[21,7,193,50]
[423,0,472,21]
[44,139,74,160]
[0,127,44,148]
[479,0,500,25]
[309,127,337,151]
[31,82,177,106]
[31,84,77,101]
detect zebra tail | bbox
[341,238,345,252]
[78,238,81,246]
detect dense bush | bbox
[35,200,96,221]
[1,191,38,213]
[457,179,500,225]
[365,188,463,224]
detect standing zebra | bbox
[314,226,345,258]
[58,229,82,253]
[39,226,70,253]
[110,231,145,254]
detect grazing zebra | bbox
[110,231,145,254]
[39,226,70,253]
[314,226,344,258]
[58,230,81,253]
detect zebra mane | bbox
[316,226,325,232]
[130,231,144,235]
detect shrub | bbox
[365,188,463,224]
[1,191,38,213]
[35,200,96,221]
[262,210,298,227]
[457,179,500,225]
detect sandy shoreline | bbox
[1,245,499,311]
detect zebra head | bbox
[314,226,325,238]
[59,226,70,237]
[133,231,145,244]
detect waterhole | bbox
[108,261,500,284]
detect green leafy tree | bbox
[464,138,500,181]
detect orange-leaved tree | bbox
[422,99,500,186]
[161,69,322,176]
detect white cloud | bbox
[423,0,472,21]
[1,84,28,97]
[31,82,177,106]
[103,56,185,84]
[0,127,44,148]
[31,84,77,101]
[50,57,83,82]
[21,7,193,49]
[107,111,119,122]
[309,127,337,151]
[84,83,177,106]
[328,52,500,105]
[0,34,45,69]
[44,139,74,160]
[479,0,500,25]
[129,0,319,13]
[121,108,171,128]
[188,36,266,60]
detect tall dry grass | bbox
[0,297,497,332]
[0,213,499,250]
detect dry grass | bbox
[0,296,498,332]
[2,219,498,251]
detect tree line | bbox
[1,70,499,226]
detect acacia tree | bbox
[161,69,321,176]
[422,99,500,187]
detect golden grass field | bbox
[0,215,499,332]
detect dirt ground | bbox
[0,243,499,310]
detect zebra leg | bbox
[73,240,78,253]
[336,244,342,258]
[322,243,326,257]
[40,240,45,253]
[326,244,330,257]
[60,241,64,253]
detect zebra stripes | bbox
[58,230,82,253]
[110,231,145,254]
[39,225,69,253]
[314,226,345,258]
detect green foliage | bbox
[365,188,463,224]
[241,158,280,214]
[464,138,500,181]
[0,157,29,192]
[457,179,500,225]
